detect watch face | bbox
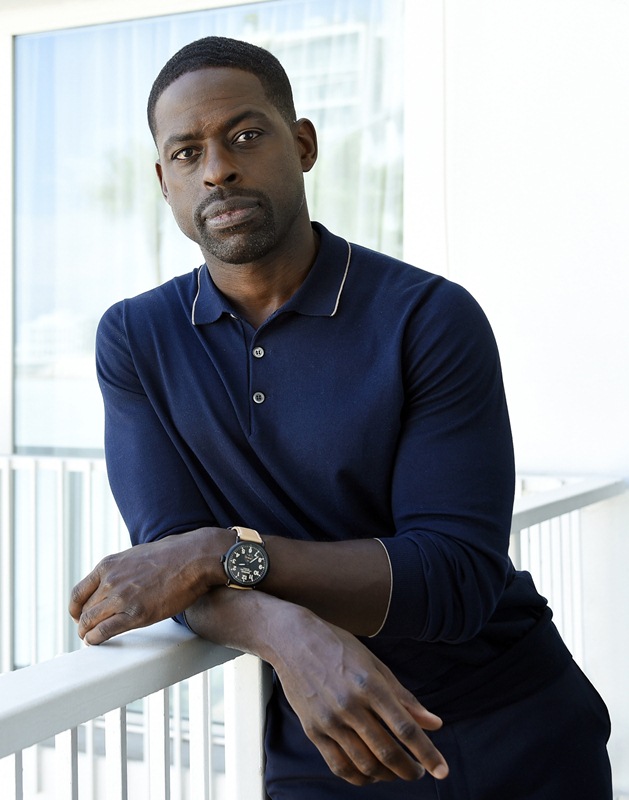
[224,541,269,587]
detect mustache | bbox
[194,188,269,225]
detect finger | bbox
[78,589,147,643]
[381,707,449,780]
[83,609,143,645]
[304,696,430,784]
[401,696,444,731]
[368,677,449,779]
[345,720,425,783]
[77,597,115,641]
[310,732,400,786]
[68,570,102,622]
[373,662,445,730]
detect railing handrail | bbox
[511,475,627,533]
[0,619,242,759]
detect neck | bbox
[203,221,319,329]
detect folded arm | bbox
[68,527,448,786]
[180,587,448,785]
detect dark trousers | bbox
[265,660,612,799]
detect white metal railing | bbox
[0,620,270,800]
[0,457,627,799]
[511,475,627,535]
[0,454,239,799]
[0,454,128,672]
[509,475,627,664]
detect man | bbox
[70,36,612,798]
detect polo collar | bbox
[191,222,352,326]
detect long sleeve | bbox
[96,299,218,544]
[376,281,515,643]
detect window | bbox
[12,0,405,455]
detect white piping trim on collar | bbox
[191,266,203,326]
[330,241,352,317]
[191,240,351,324]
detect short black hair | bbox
[147,36,297,139]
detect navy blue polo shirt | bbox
[97,223,569,716]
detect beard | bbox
[193,189,280,265]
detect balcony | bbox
[1,456,627,799]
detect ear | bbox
[294,118,318,173]
[155,160,170,204]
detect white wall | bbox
[433,4,629,791]
[441,0,629,478]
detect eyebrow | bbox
[161,109,275,153]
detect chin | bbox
[201,228,277,265]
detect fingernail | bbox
[433,764,449,780]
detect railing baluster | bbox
[171,683,183,800]
[224,655,270,800]
[22,745,40,798]
[56,727,79,800]
[56,461,70,657]
[568,509,585,665]
[0,751,23,800]
[0,459,15,673]
[147,689,171,799]
[27,461,38,665]
[14,750,23,800]
[189,671,211,800]
[105,706,128,800]
[554,514,567,643]
[84,719,96,800]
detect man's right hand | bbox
[272,610,449,786]
[187,591,449,786]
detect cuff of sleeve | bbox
[372,535,429,638]
[368,538,393,638]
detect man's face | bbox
[153,67,316,265]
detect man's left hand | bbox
[68,528,228,644]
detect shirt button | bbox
[252,346,265,359]
[253,392,266,404]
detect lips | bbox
[199,196,260,230]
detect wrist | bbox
[190,526,235,588]
[184,587,300,662]
[262,602,320,669]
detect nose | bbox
[202,145,240,188]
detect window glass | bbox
[14,0,405,454]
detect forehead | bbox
[153,67,277,144]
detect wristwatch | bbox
[222,526,270,589]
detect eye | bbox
[234,129,262,144]
[172,147,199,161]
